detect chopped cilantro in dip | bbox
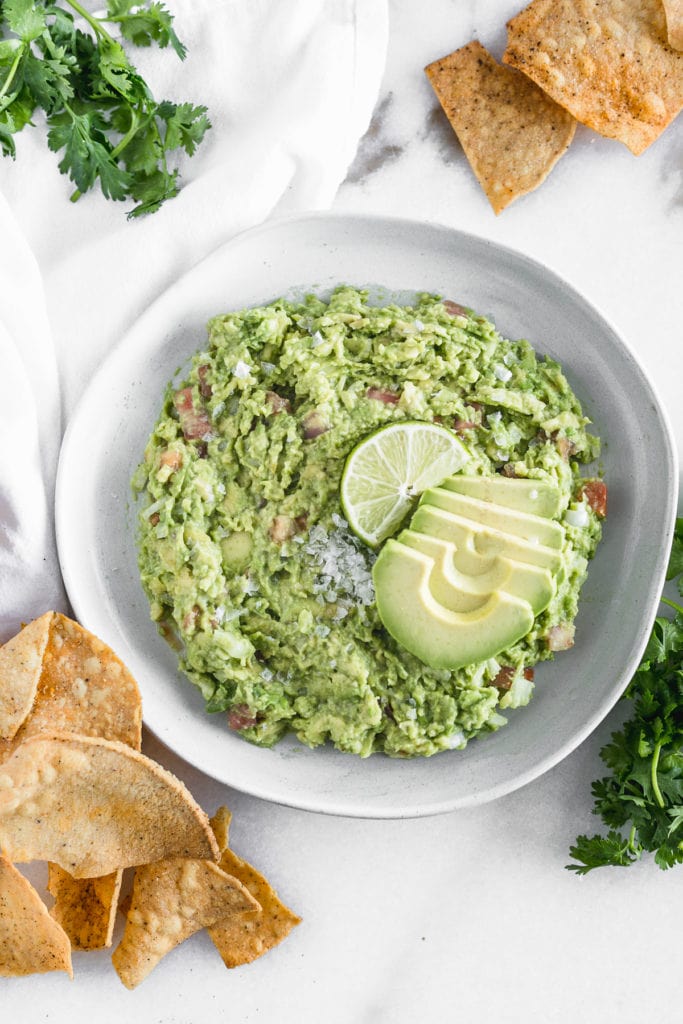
[132,287,603,757]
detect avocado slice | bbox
[440,475,561,519]
[410,505,564,576]
[373,541,535,670]
[420,488,565,550]
[399,530,556,615]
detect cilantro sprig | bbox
[0,0,210,216]
[568,519,683,873]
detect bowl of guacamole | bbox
[57,214,677,816]
[133,286,605,758]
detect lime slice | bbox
[340,421,470,547]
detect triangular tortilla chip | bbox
[0,732,219,877]
[503,0,683,154]
[0,854,72,978]
[425,41,575,214]
[47,865,123,950]
[112,858,259,989]
[14,614,144,949]
[209,806,232,853]
[206,809,301,968]
[1,613,142,764]
[0,613,52,742]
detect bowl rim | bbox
[56,210,680,817]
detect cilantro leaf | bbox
[0,0,209,214]
[157,99,210,156]
[567,831,642,874]
[667,520,683,581]
[568,519,683,874]
[47,106,130,198]
[105,0,186,60]
[4,0,45,42]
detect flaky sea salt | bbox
[233,360,252,379]
[305,517,375,608]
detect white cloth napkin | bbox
[0,0,388,641]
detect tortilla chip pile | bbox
[0,613,300,987]
[425,0,683,213]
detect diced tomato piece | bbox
[266,390,292,415]
[443,300,468,317]
[454,418,479,435]
[492,666,534,691]
[173,387,212,440]
[302,410,330,439]
[228,704,259,731]
[578,480,607,518]
[197,364,213,399]
[366,387,400,405]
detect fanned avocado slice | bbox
[399,530,555,615]
[440,474,561,519]
[420,488,565,550]
[373,541,535,671]
[410,505,564,577]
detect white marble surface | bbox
[5,1,683,1021]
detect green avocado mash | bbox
[133,286,603,758]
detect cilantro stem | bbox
[63,0,115,45]
[651,740,666,809]
[661,596,683,615]
[0,44,25,107]
[70,108,143,202]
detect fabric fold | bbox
[0,0,388,638]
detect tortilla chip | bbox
[209,806,232,853]
[0,613,142,765]
[0,854,72,978]
[14,614,144,947]
[425,41,576,214]
[208,846,301,968]
[0,613,51,742]
[112,859,259,989]
[503,0,683,154]
[0,732,219,877]
[47,865,122,950]
[663,0,683,49]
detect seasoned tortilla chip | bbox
[112,859,259,989]
[503,0,683,154]
[425,41,576,214]
[209,805,232,853]
[0,613,142,764]
[0,854,72,978]
[0,613,51,742]
[208,839,301,968]
[0,732,219,877]
[16,614,143,948]
[663,0,683,50]
[47,865,122,950]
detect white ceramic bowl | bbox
[56,213,678,818]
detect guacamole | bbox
[133,287,603,758]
